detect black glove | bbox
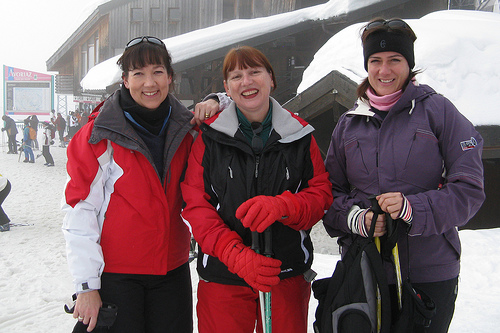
[65,294,118,329]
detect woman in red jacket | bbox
[181,46,332,333]
[62,36,214,333]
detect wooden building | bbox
[46,0,324,112]
[47,0,447,111]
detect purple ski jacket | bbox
[323,81,485,284]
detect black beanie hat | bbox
[363,30,415,70]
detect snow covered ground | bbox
[0,134,499,332]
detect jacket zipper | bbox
[255,155,260,178]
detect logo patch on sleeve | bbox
[460,137,477,151]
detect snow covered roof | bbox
[299,10,500,126]
[80,0,381,90]
[81,6,500,126]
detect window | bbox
[223,0,252,20]
[95,37,99,64]
[239,0,252,19]
[131,8,143,22]
[168,7,181,21]
[81,50,87,77]
[81,33,99,76]
[223,0,236,21]
[151,7,162,22]
[88,43,95,69]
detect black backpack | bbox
[313,196,437,333]
[312,219,392,333]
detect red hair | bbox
[222,46,277,91]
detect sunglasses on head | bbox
[125,36,165,50]
[365,19,409,31]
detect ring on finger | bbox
[204,112,210,118]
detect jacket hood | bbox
[92,91,193,140]
[89,89,195,172]
[205,96,315,143]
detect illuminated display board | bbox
[3,65,54,117]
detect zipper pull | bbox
[255,155,260,178]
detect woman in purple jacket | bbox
[323,18,485,332]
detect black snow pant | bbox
[42,145,54,165]
[0,180,11,225]
[72,262,193,333]
[8,134,17,153]
[390,276,458,333]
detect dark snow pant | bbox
[0,180,11,225]
[7,134,17,153]
[390,276,458,333]
[42,145,54,165]
[72,262,193,333]
[58,129,65,146]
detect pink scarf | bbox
[366,87,403,111]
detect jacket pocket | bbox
[397,127,443,191]
[344,137,377,192]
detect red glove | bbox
[215,231,282,292]
[235,191,300,233]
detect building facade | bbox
[47,0,323,112]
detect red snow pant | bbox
[197,274,310,333]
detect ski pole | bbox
[251,232,268,332]
[374,235,382,332]
[251,229,273,333]
[263,227,272,333]
[369,195,403,310]
[368,195,383,332]
[18,143,24,162]
[386,214,403,310]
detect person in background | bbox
[181,46,333,333]
[323,18,485,332]
[0,173,11,232]
[51,109,57,124]
[62,35,216,333]
[55,112,67,148]
[22,119,35,163]
[41,121,55,167]
[81,109,90,126]
[68,111,79,139]
[28,115,39,150]
[2,115,18,154]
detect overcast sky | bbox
[0,0,106,74]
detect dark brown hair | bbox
[117,41,174,79]
[222,46,277,91]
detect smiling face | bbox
[122,64,172,110]
[367,51,410,96]
[223,65,274,123]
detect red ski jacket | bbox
[62,91,196,292]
